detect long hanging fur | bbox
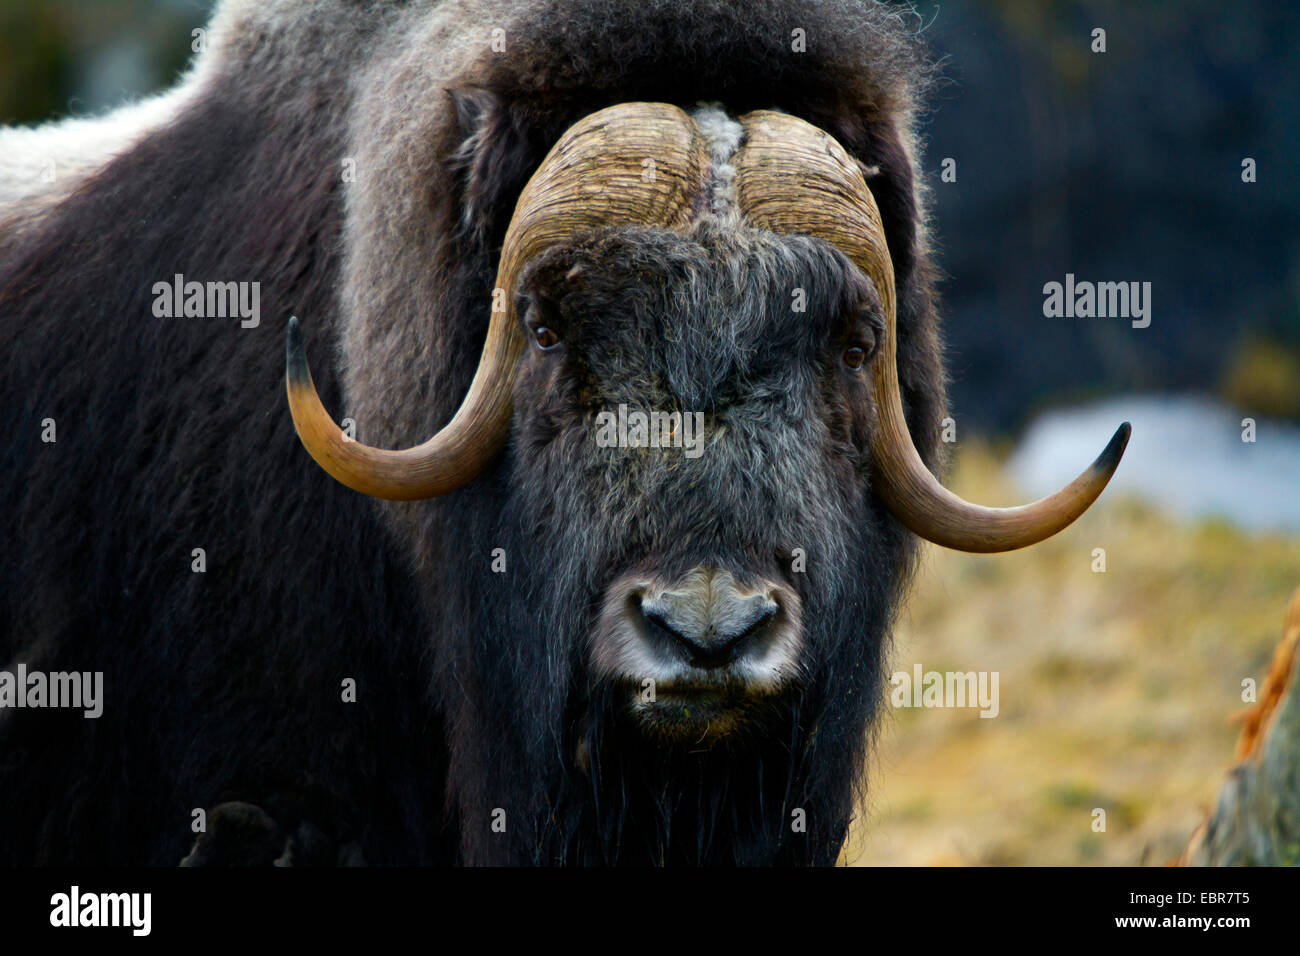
[0,0,944,865]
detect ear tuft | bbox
[445,87,545,254]
[445,86,499,141]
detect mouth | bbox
[591,566,804,739]
[624,680,765,739]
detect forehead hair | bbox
[520,221,877,406]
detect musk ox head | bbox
[285,104,1129,744]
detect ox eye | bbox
[531,325,560,350]
[842,310,883,370]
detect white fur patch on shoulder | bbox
[0,85,198,208]
[0,0,249,221]
[691,103,744,221]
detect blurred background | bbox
[4,0,1297,864]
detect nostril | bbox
[730,603,778,647]
[640,606,709,654]
[639,605,717,664]
[642,607,684,643]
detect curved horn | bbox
[732,110,1129,552]
[287,102,709,500]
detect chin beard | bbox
[540,681,847,865]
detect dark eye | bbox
[531,325,560,350]
[842,307,883,370]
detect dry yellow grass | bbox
[843,442,1300,866]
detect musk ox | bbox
[0,0,1128,865]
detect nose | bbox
[638,567,781,668]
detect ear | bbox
[445,86,545,253]
[446,85,499,141]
